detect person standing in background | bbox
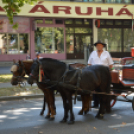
[88,40,114,108]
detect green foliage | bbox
[2,0,38,29]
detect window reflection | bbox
[8,34,18,54]
[19,34,29,54]
[0,34,7,54]
[124,29,134,52]
[66,34,74,53]
[35,27,64,54]
[98,28,121,52]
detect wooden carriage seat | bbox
[119,64,134,86]
[122,64,134,81]
[111,70,120,83]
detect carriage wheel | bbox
[110,99,117,107]
[110,90,117,107]
[132,97,134,111]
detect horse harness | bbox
[12,61,26,80]
[36,64,82,104]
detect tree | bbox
[2,0,38,29]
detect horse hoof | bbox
[78,111,83,115]
[68,121,75,125]
[49,117,55,121]
[40,113,44,115]
[60,119,67,123]
[95,114,104,119]
[45,115,50,119]
[40,112,44,116]
[84,110,89,115]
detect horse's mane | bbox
[23,59,33,63]
[40,58,65,65]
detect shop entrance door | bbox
[67,34,91,59]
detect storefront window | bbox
[8,34,18,54]
[106,20,113,25]
[124,29,134,52]
[35,19,43,24]
[45,19,53,24]
[75,20,83,24]
[65,19,73,24]
[66,27,74,33]
[66,34,74,53]
[0,33,29,54]
[98,28,122,52]
[115,20,122,25]
[75,28,92,33]
[0,34,7,54]
[35,27,64,54]
[84,19,91,25]
[124,21,131,25]
[124,0,131,3]
[19,34,29,54]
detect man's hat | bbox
[94,40,106,47]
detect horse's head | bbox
[10,60,26,85]
[27,60,41,85]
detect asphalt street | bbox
[0,66,11,74]
[0,96,134,134]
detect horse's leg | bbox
[40,94,46,115]
[43,92,51,119]
[68,93,75,124]
[49,90,56,121]
[78,95,84,115]
[95,95,105,119]
[84,95,91,114]
[105,96,111,113]
[60,95,69,123]
[45,100,51,119]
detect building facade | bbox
[0,1,134,63]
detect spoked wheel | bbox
[110,90,117,107]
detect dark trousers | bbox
[93,94,99,106]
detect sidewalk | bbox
[0,82,37,88]
[0,82,44,101]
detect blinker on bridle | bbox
[12,63,26,79]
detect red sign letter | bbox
[0,6,5,12]
[53,6,71,14]
[116,8,132,16]
[96,7,113,16]
[29,5,50,13]
[75,7,92,15]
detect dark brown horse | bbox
[69,63,91,115]
[27,58,111,124]
[10,60,56,120]
[10,60,90,120]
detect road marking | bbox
[108,122,134,128]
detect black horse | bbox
[27,58,111,124]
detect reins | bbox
[31,63,82,104]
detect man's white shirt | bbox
[88,50,113,66]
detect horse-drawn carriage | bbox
[110,57,134,109]
[10,54,134,124]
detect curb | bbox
[0,94,44,101]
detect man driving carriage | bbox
[88,40,114,108]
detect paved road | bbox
[0,66,11,74]
[0,97,134,134]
